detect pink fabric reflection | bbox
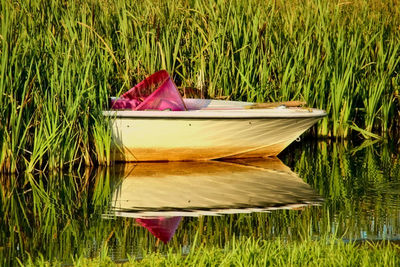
[110,70,186,111]
[136,216,182,244]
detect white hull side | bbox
[110,116,320,161]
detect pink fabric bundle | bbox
[110,70,187,111]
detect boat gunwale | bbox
[103,109,327,119]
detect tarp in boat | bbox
[110,70,186,111]
[136,216,182,244]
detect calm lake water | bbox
[1,140,400,265]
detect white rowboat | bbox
[103,99,326,162]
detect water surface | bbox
[1,140,400,265]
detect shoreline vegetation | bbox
[1,0,400,172]
[23,238,400,266]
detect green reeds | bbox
[1,0,400,172]
[22,238,400,267]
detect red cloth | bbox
[110,70,186,111]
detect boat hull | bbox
[108,116,321,162]
[104,99,326,162]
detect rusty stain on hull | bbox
[111,142,289,162]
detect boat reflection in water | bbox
[110,158,322,243]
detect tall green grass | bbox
[23,238,400,267]
[1,0,400,172]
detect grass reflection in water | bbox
[1,141,400,265]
